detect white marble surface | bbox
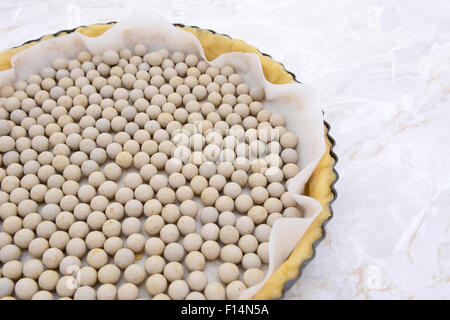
[1,0,450,300]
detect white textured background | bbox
[1,0,450,299]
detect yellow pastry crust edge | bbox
[0,23,336,300]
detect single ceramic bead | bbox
[164,242,185,262]
[0,232,12,249]
[204,281,226,300]
[42,248,64,269]
[74,286,97,300]
[226,280,247,299]
[218,262,240,285]
[22,259,44,280]
[186,271,208,292]
[168,279,189,300]
[248,206,268,224]
[185,291,206,300]
[219,225,240,245]
[144,237,165,257]
[86,248,108,269]
[184,251,205,271]
[124,264,146,285]
[208,174,226,191]
[28,238,49,258]
[235,194,254,214]
[179,199,198,217]
[117,283,139,300]
[64,238,86,258]
[283,207,302,218]
[243,268,265,287]
[200,223,220,241]
[0,244,21,263]
[113,248,135,269]
[38,270,59,291]
[266,212,283,227]
[97,284,117,300]
[240,231,260,253]
[280,191,297,208]
[31,290,54,300]
[200,240,220,261]
[236,216,255,236]
[267,182,285,198]
[218,211,236,227]
[215,196,234,213]
[223,182,241,200]
[49,231,70,250]
[190,176,208,195]
[77,266,97,287]
[177,216,196,235]
[163,261,184,282]
[182,233,203,252]
[103,237,123,256]
[280,132,298,149]
[242,252,262,270]
[103,50,120,66]
[2,260,23,280]
[56,275,77,297]
[201,187,219,206]
[159,224,180,244]
[126,233,146,253]
[145,274,167,296]
[257,242,269,264]
[15,278,38,300]
[144,255,166,275]
[220,244,243,264]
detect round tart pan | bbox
[0,22,339,300]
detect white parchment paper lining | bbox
[0,11,326,299]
